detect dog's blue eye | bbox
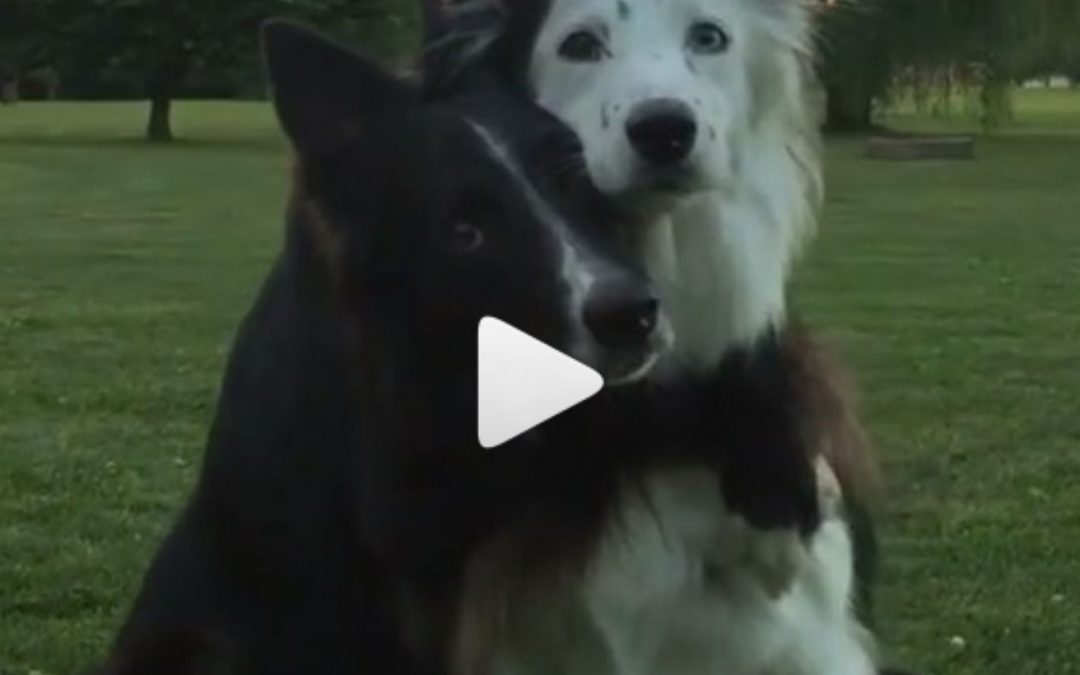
[686,22,730,55]
[559,30,608,62]
[446,221,485,253]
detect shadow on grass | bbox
[0,135,286,153]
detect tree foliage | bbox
[0,0,420,139]
[818,0,1080,131]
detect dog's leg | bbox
[705,327,823,538]
[740,456,842,596]
[647,324,879,595]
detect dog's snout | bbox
[584,279,660,349]
[625,98,697,166]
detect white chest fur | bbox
[489,468,877,675]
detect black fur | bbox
[95,9,913,675]
[98,18,642,675]
[415,7,920,675]
[419,0,908,671]
[671,331,823,536]
[420,0,824,538]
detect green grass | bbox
[879,88,1080,137]
[2,91,1079,674]
[807,93,1080,674]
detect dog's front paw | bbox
[734,458,846,598]
[720,448,821,537]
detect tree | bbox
[0,63,16,104]
[3,0,419,140]
[816,1,893,131]
[0,0,37,102]
[818,0,1080,131]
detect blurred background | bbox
[1,1,1079,674]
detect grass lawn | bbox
[2,91,1079,674]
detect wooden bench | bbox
[865,134,976,160]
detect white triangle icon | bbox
[478,317,604,449]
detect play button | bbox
[478,317,604,449]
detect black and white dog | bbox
[96,17,672,675]
[97,7,892,675]
[420,1,892,674]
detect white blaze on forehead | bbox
[466,119,566,235]
[465,119,598,321]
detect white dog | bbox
[526,5,879,672]
[529,0,821,374]
[425,1,880,673]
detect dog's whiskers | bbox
[544,153,588,182]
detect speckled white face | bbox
[528,0,820,369]
[530,0,761,199]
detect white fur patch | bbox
[490,468,877,675]
[530,0,822,371]
[467,119,569,237]
[466,119,598,354]
[465,118,673,375]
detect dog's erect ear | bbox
[262,19,414,153]
[488,0,552,87]
[420,0,505,88]
[420,0,551,94]
[419,0,466,42]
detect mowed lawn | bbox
[2,90,1079,674]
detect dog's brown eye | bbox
[559,30,608,62]
[446,221,485,253]
[687,22,730,54]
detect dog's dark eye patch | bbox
[444,221,486,254]
[438,188,502,252]
[448,189,499,225]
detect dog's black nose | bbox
[626,98,698,166]
[584,280,660,349]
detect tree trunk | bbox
[1,81,17,105]
[824,83,874,133]
[978,69,1014,131]
[147,95,173,142]
[143,44,195,142]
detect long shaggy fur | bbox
[427,0,827,366]
[420,2,894,674]
[529,0,821,370]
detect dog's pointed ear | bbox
[487,0,552,88]
[420,0,551,94]
[419,0,456,42]
[420,0,504,88]
[262,19,415,154]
